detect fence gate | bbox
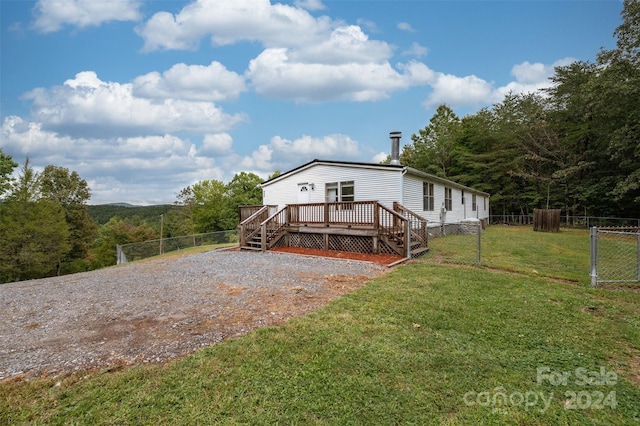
[590,227,640,286]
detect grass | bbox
[2,226,639,425]
[425,226,590,283]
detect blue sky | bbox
[0,0,623,205]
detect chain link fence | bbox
[421,220,483,267]
[117,230,237,264]
[590,227,640,287]
[491,215,640,228]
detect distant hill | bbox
[102,202,138,207]
[88,204,174,225]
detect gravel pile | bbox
[0,249,387,380]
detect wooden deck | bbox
[238,201,429,259]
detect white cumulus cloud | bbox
[422,58,576,109]
[135,1,437,104]
[493,57,576,100]
[201,133,234,155]
[132,61,247,102]
[136,0,334,52]
[241,133,360,173]
[1,116,231,204]
[424,73,495,108]
[247,49,432,102]
[289,25,392,65]
[32,0,141,33]
[24,71,246,138]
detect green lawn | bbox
[2,226,639,425]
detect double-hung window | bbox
[472,194,477,211]
[423,182,434,211]
[444,187,452,211]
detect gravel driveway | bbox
[0,249,387,380]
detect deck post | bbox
[261,222,267,252]
[374,203,379,230]
[404,217,411,258]
[324,202,329,226]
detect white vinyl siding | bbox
[402,174,489,223]
[262,161,490,223]
[262,163,402,210]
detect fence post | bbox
[637,230,640,282]
[590,226,598,287]
[476,222,481,267]
[116,245,128,265]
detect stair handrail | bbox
[259,206,289,251]
[393,202,429,254]
[239,205,272,247]
[377,203,409,257]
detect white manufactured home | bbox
[238,132,489,260]
[261,158,490,226]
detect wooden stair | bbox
[241,229,283,251]
[380,230,429,258]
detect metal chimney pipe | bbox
[389,131,402,165]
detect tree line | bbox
[0,152,263,283]
[399,0,639,218]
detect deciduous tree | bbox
[0,148,18,198]
[40,165,96,272]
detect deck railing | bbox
[287,200,377,225]
[242,201,428,258]
[239,205,271,222]
[394,202,429,255]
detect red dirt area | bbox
[272,247,404,265]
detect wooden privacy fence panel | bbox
[533,209,561,233]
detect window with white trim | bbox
[423,182,434,211]
[341,181,354,202]
[444,187,452,211]
[326,181,354,202]
[472,194,477,211]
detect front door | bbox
[297,183,310,203]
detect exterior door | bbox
[297,183,310,204]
